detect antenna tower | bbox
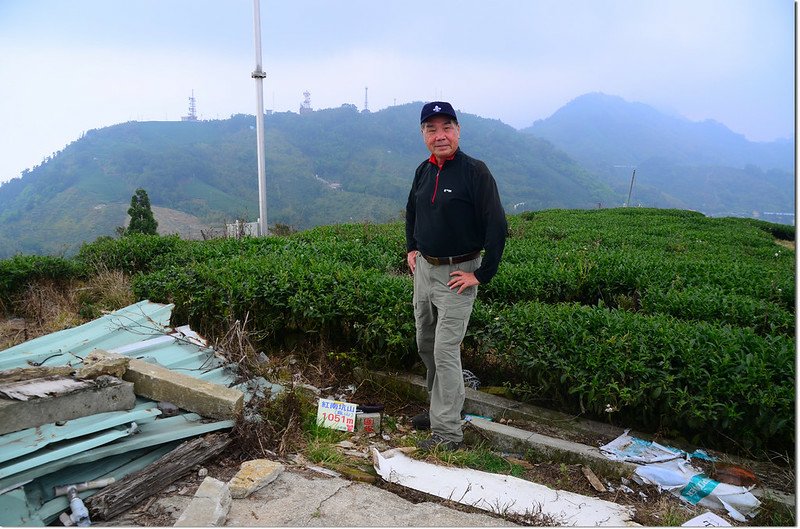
[363,86,369,112]
[299,90,313,114]
[181,90,198,121]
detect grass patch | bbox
[751,497,796,527]
[426,445,525,477]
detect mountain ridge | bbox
[0,103,611,258]
[522,92,794,217]
[0,94,792,258]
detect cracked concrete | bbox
[224,468,517,526]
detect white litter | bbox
[600,429,684,463]
[681,511,731,527]
[371,447,636,526]
[600,430,715,463]
[632,459,759,522]
[599,430,756,521]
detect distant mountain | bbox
[522,93,794,219]
[0,103,611,258]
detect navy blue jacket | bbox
[405,148,507,284]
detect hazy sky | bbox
[0,0,794,184]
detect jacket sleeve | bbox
[405,169,419,253]
[473,163,507,284]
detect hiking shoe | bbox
[416,433,463,452]
[410,410,466,431]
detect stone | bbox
[228,459,284,499]
[78,350,130,379]
[174,477,231,527]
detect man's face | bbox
[422,116,460,160]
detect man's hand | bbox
[448,270,480,294]
[407,250,417,274]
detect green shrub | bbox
[76,234,187,275]
[469,300,794,451]
[0,255,86,308]
[11,207,794,454]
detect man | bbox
[405,101,507,451]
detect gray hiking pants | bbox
[412,252,481,443]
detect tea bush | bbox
[468,300,794,450]
[5,208,794,452]
[0,255,86,307]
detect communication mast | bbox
[299,90,313,114]
[363,86,369,113]
[181,90,198,121]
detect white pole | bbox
[252,0,268,236]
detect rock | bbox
[78,350,130,379]
[174,477,231,527]
[228,459,284,499]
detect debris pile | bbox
[0,300,274,526]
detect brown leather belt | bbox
[421,251,481,266]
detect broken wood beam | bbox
[86,432,232,521]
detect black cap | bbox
[420,101,458,124]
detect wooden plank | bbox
[581,465,607,492]
[86,432,231,521]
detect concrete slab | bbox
[465,417,637,473]
[78,350,130,379]
[174,477,231,527]
[225,468,517,527]
[0,376,135,435]
[122,357,243,420]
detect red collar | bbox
[429,152,456,169]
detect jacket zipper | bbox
[431,168,441,204]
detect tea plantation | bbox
[1,208,794,454]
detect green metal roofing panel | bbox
[0,429,132,480]
[0,402,161,464]
[0,300,172,371]
[0,300,238,386]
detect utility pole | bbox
[625,169,637,207]
[251,0,268,236]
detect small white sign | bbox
[316,398,357,432]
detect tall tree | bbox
[126,188,158,235]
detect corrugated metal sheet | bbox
[0,300,252,526]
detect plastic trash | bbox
[600,430,718,463]
[66,487,91,527]
[632,459,759,522]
